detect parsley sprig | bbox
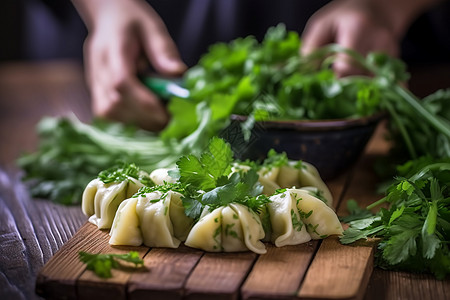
[78,251,144,278]
[175,137,270,219]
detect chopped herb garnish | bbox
[291,209,304,232]
[98,162,153,186]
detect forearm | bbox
[71,0,111,29]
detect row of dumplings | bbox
[82,162,343,254]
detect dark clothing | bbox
[1,0,449,65]
[148,0,330,66]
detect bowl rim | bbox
[230,111,387,132]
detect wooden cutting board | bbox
[35,166,379,300]
[35,221,375,300]
[36,123,390,300]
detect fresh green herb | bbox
[98,162,153,186]
[298,208,313,220]
[340,159,450,279]
[163,24,450,167]
[261,149,289,170]
[291,209,304,232]
[133,182,186,198]
[306,223,321,236]
[78,251,144,278]
[17,117,183,205]
[176,138,270,219]
[340,199,373,223]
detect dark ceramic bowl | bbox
[221,112,386,180]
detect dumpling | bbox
[276,161,333,207]
[267,191,311,247]
[297,162,333,207]
[109,197,142,246]
[258,176,281,196]
[185,203,266,254]
[150,168,177,185]
[288,188,343,239]
[258,166,279,182]
[231,163,280,196]
[184,206,223,251]
[109,190,194,248]
[82,176,145,229]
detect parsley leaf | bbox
[177,137,232,192]
[78,251,144,278]
[175,138,270,219]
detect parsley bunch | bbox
[18,117,181,204]
[341,159,450,279]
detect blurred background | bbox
[1,0,450,96]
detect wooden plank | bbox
[365,269,450,300]
[295,123,385,300]
[184,251,257,300]
[128,245,204,300]
[298,237,375,300]
[35,223,100,300]
[76,227,148,300]
[241,242,319,300]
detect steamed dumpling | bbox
[135,191,180,248]
[231,163,280,196]
[288,188,343,239]
[267,191,311,247]
[276,161,333,207]
[82,176,145,229]
[185,203,266,254]
[109,190,194,248]
[297,162,333,207]
[150,168,177,185]
[109,197,142,246]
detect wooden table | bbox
[1,61,449,300]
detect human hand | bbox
[73,0,187,131]
[301,0,441,77]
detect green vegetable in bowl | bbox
[162,24,450,162]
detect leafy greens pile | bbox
[341,157,450,279]
[164,24,450,161]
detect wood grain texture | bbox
[184,251,257,300]
[0,61,90,300]
[241,242,319,300]
[298,237,375,300]
[128,246,203,300]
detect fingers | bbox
[300,1,400,77]
[84,23,170,131]
[139,5,187,76]
[301,15,334,56]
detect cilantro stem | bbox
[393,85,450,140]
[366,197,388,210]
[382,97,417,159]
